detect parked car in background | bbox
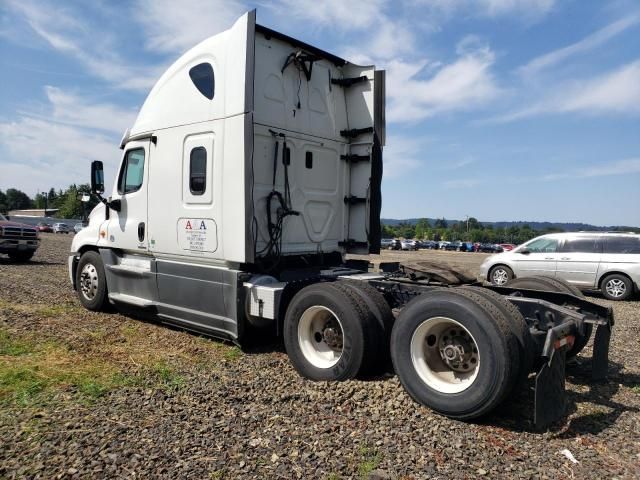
[36,222,53,233]
[460,241,475,252]
[381,238,393,249]
[444,241,461,251]
[438,241,451,250]
[401,239,418,251]
[381,238,401,250]
[499,243,516,251]
[420,240,438,249]
[52,223,70,234]
[480,232,640,300]
[0,213,40,261]
[74,223,87,234]
[478,243,504,253]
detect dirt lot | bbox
[1,235,639,479]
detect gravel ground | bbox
[1,235,639,479]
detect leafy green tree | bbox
[0,190,7,213]
[5,188,32,210]
[415,218,430,239]
[434,217,448,229]
[467,217,481,230]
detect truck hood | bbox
[0,220,36,229]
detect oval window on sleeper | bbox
[189,63,215,100]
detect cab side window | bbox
[118,149,145,194]
[189,147,207,195]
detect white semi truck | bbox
[70,11,613,428]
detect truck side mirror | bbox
[91,161,105,194]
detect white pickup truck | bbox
[69,10,613,428]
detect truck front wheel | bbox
[8,251,35,262]
[391,289,519,420]
[76,251,109,311]
[284,282,378,381]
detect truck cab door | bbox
[339,66,385,254]
[106,140,150,252]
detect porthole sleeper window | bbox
[189,63,215,100]
[190,147,207,195]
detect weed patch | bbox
[0,329,137,406]
[224,346,242,361]
[357,445,382,478]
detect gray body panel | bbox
[100,249,244,340]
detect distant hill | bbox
[381,218,639,232]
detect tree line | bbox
[383,217,565,245]
[0,185,99,219]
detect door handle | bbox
[544,257,554,260]
[137,222,145,242]
[561,257,570,260]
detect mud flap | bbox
[591,323,611,381]
[534,345,567,430]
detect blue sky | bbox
[0,0,638,226]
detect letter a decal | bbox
[200,221,207,230]
[186,220,192,230]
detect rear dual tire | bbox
[391,289,521,420]
[283,282,390,381]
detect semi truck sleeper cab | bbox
[69,10,613,429]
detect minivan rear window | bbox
[603,236,640,254]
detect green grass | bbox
[358,446,382,479]
[224,346,242,361]
[0,330,35,356]
[151,361,185,392]
[631,385,640,394]
[0,329,139,406]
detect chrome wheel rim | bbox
[605,279,626,298]
[298,306,344,369]
[492,268,509,285]
[80,263,99,301]
[410,317,480,394]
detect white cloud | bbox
[367,20,417,60]
[0,117,120,195]
[415,0,556,19]
[443,178,483,188]
[494,60,640,122]
[519,15,640,77]
[273,0,388,31]
[542,158,640,181]
[386,38,500,122]
[0,86,136,194]
[33,87,138,135]
[4,0,160,91]
[134,0,247,54]
[383,135,427,178]
[559,61,640,114]
[583,158,640,177]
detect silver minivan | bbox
[479,232,640,300]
